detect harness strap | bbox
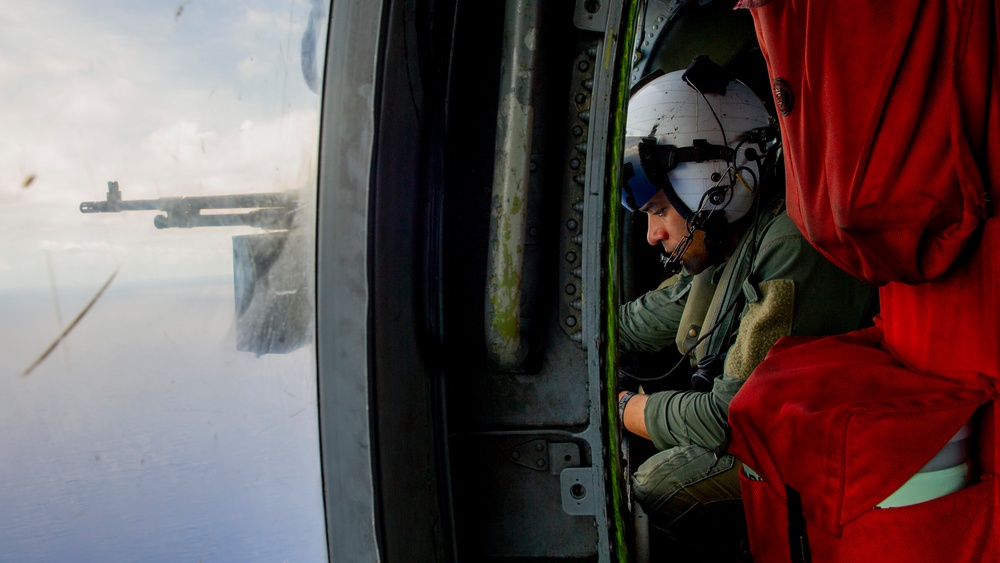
[785,485,811,563]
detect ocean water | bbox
[0,282,328,562]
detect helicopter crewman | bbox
[615,60,877,559]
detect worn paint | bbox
[484,0,539,370]
[486,180,529,366]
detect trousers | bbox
[631,446,747,561]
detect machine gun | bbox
[80,181,298,230]
[80,180,310,356]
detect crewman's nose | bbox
[646,216,667,247]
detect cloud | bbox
[39,240,113,252]
[238,55,265,79]
[0,0,324,291]
[128,107,319,196]
[1,0,322,196]
[143,121,219,163]
[244,7,284,29]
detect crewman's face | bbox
[641,190,711,275]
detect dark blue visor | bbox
[621,137,660,213]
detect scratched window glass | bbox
[0,1,329,561]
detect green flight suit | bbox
[618,200,877,554]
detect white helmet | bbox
[622,62,775,224]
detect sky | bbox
[0,1,330,560]
[0,0,324,290]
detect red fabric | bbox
[728,1,1000,560]
[880,219,1000,380]
[741,470,1000,563]
[727,327,996,537]
[743,0,997,285]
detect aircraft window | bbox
[0,1,329,561]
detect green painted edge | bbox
[603,2,638,561]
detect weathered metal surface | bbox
[485,0,541,370]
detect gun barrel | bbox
[153,208,293,230]
[80,199,161,213]
[80,193,295,213]
[80,181,298,230]
[167,193,297,210]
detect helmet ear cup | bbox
[694,210,734,263]
[706,186,727,207]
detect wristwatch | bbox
[618,391,636,425]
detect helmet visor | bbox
[621,136,659,212]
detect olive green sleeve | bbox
[618,273,693,354]
[642,375,744,451]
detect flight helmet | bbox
[621,58,775,226]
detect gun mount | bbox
[79,180,311,356]
[80,181,298,230]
